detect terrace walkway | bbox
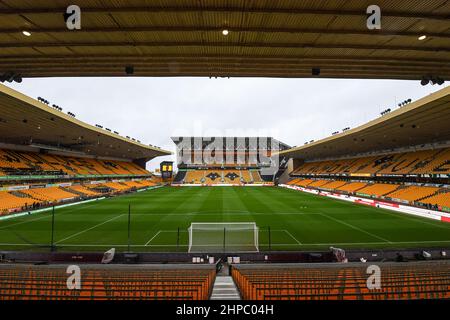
[210,276,241,300]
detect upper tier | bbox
[292,147,450,177]
[0,148,149,180]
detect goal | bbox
[188,222,259,253]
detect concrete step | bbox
[210,276,241,300]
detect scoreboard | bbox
[160,161,174,179]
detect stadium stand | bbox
[296,179,314,187]
[418,191,450,208]
[138,180,158,187]
[320,180,348,190]
[0,265,215,300]
[223,170,241,184]
[292,148,450,176]
[389,186,440,203]
[0,149,149,177]
[0,179,157,215]
[181,169,264,185]
[335,182,368,193]
[102,182,134,192]
[205,171,224,184]
[185,170,205,184]
[286,178,302,185]
[0,192,40,213]
[122,181,145,188]
[67,184,102,197]
[286,178,297,185]
[21,187,77,202]
[414,149,450,175]
[285,176,450,212]
[287,145,450,211]
[356,183,400,197]
[250,170,263,183]
[307,180,330,188]
[232,263,450,300]
[240,169,253,183]
[170,137,286,186]
[0,94,163,217]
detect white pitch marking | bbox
[283,230,302,245]
[2,239,450,247]
[130,212,322,216]
[0,202,102,230]
[317,212,392,243]
[55,213,125,244]
[145,230,162,246]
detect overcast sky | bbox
[5,78,448,170]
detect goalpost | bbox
[188,222,259,253]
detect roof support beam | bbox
[0,41,448,53]
[0,7,448,21]
[15,71,437,80]
[6,66,446,73]
[0,55,448,65]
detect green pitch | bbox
[0,186,450,252]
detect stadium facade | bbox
[172,136,290,185]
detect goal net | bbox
[188,222,259,253]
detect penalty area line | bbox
[55,213,125,244]
[283,230,302,245]
[144,230,162,246]
[317,212,392,244]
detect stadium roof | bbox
[280,86,450,160]
[0,84,171,160]
[0,1,449,80]
[171,136,291,150]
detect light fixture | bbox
[22,30,31,37]
[125,65,134,75]
[420,76,430,86]
[222,29,229,36]
[418,35,426,41]
[1,72,22,83]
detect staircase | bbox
[250,170,257,182]
[10,190,32,198]
[210,276,241,300]
[273,156,289,183]
[172,170,186,183]
[64,187,86,197]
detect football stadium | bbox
[0,1,449,308]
